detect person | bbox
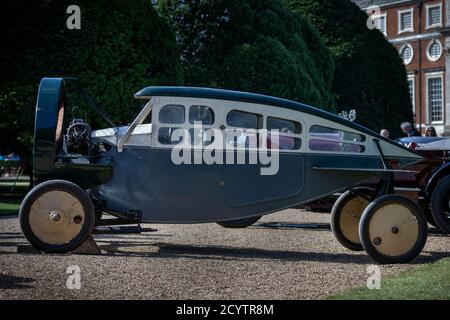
[380,129,390,139]
[425,126,437,137]
[400,122,421,137]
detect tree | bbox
[0,0,183,157]
[158,0,336,111]
[284,0,413,137]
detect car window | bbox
[159,105,185,124]
[309,139,365,153]
[267,117,301,134]
[158,127,183,145]
[189,105,214,125]
[309,125,365,142]
[309,125,365,153]
[227,110,262,129]
[266,117,302,150]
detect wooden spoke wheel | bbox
[430,176,450,233]
[331,187,374,251]
[19,180,95,253]
[359,195,428,264]
[217,216,262,228]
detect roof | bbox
[134,86,380,138]
[352,0,413,10]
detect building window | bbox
[399,44,414,65]
[426,3,442,29]
[373,13,387,35]
[398,9,414,34]
[427,39,443,62]
[427,75,444,123]
[407,75,415,116]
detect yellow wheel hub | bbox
[29,190,85,245]
[340,195,369,244]
[368,203,419,257]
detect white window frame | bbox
[399,43,414,65]
[373,13,387,36]
[426,72,444,125]
[398,8,414,34]
[407,74,416,116]
[426,3,443,30]
[426,39,443,62]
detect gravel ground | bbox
[0,209,449,300]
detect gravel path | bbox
[0,209,449,299]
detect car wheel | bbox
[19,179,95,253]
[331,187,374,251]
[430,175,450,233]
[421,203,437,228]
[359,195,428,264]
[217,216,262,228]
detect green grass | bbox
[0,177,28,215]
[328,258,450,300]
[0,197,21,216]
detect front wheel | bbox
[19,180,95,253]
[217,216,262,228]
[359,195,428,264]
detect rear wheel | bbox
[422,204,437,228]
[217,216,262,228]
[359,195,428,264]
[331,187,374,251]
[430,176,450,233]
[19,180,95,253]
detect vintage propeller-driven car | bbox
[20,78,429,264]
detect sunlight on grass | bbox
[0,199,21,216]
[328,258,450,300]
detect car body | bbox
[21,77,433,263]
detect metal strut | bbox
[373,139,394,197]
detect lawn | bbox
[0,197,21,216]
[328,258,450,300]
[0,177,28,216]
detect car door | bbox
[221,105,305,209]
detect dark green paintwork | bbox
[33,78,67,182]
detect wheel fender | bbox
[425,163,450,200]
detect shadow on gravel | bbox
[0,232,24,240]
[98,242,450,265]
[256,222,330,230]
[0,274,35,289]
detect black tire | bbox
[19,179,95,253]
[217,216,262,228]
[359,195,428,264]
[331,187,374,251]
[430,175,450,233]
[422,204,438,228]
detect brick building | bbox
[353,0,450,135]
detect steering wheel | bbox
[67,122,92,155]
